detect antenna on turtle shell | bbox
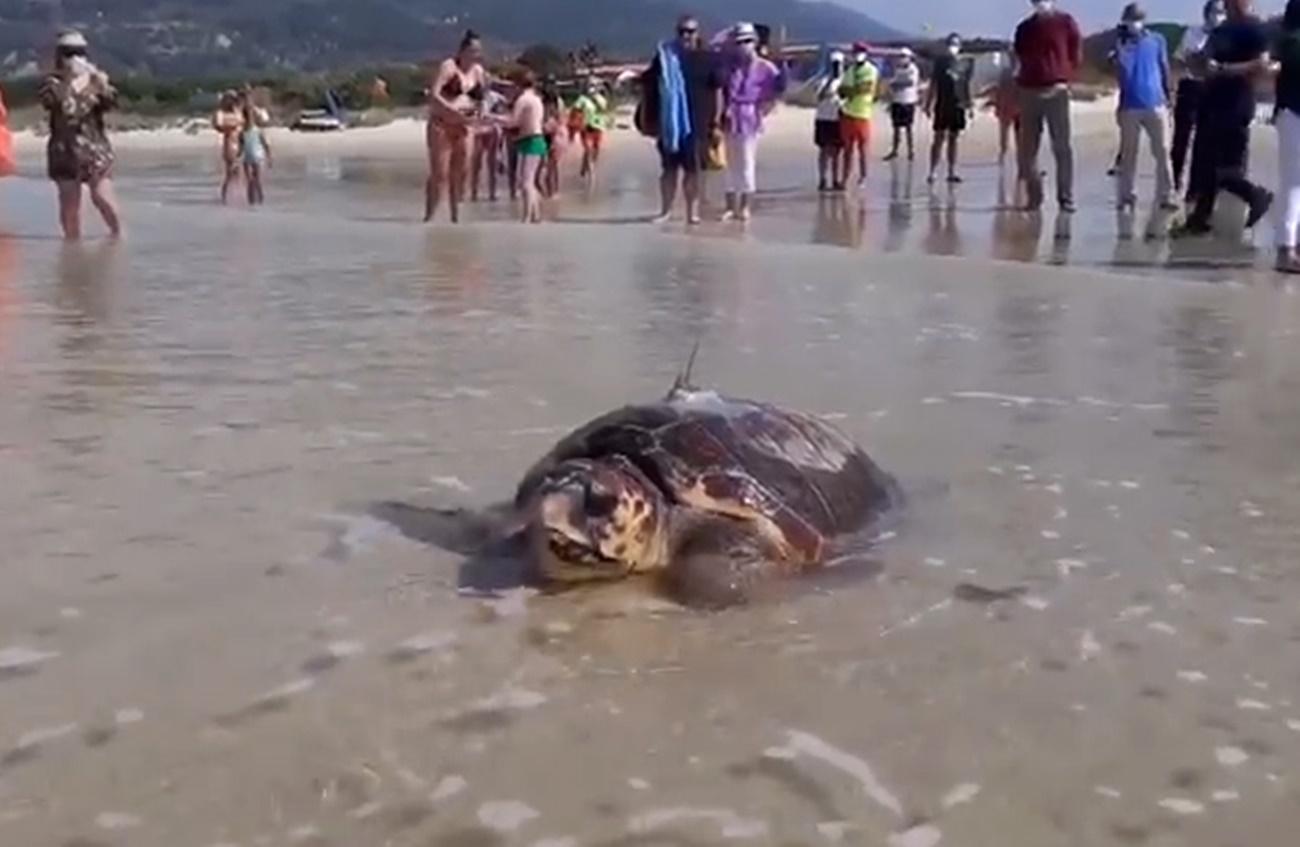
[670,340,701,395]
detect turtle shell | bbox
[515,389,899,566]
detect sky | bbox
[845,0,1288,38]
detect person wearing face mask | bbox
[885,48,920,162]
[720,22,783,221]
[815,50,847,191]
[38,30,122,239]
[1110,3,1175,212]
[1013,0,1082,212]
[839,42,879,187]
[1177,0,1272,237]
[925,34,974,184]
[1171,1,1226,193]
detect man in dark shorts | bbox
[643,14,723,224]
[925,33,973,184]
[1178,0,1272,235]
[814,50,846,190]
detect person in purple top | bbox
[721,22,784,222]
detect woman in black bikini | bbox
[426,31,487,223]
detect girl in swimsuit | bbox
[471,87,506,202]
[425,30,487,223]
[239,97,271,206]
[539,79,565,199]
[213,91,244,204]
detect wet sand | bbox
[2,112,1300,846]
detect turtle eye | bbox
[586,486,618,517]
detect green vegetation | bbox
[3,65,433,115]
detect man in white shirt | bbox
[884,47,920,161]
[1172,0,1226,192]
[815,50,846,190]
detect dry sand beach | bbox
[2,96,1300,846]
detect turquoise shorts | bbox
[515,134,547,157]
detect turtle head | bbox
[528,458,667,584]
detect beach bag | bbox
[635,75,660,138]
[0,89,14,178]
[704,134,727,171]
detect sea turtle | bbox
[378,368,901,607]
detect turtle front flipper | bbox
[673,469,826,567]
[658,510,787,608]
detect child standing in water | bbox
[539,77,565,198]
[508,69,546,223]
[239,97,271,206]
[574,77,610,184]
[991,55,1021,166]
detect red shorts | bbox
[582,128,604,151]
[840,115,871,147]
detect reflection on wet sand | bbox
[884,162,916,253]
[991,201,1042,264]
[55,241,121,329]
[0,234,16,360]
[923,191,961,257]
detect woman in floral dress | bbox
[39,31,122,239]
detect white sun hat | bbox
[56,30,89,49]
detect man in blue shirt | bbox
[1111,3,1175,210]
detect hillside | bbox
[0,0,905,77]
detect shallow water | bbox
[53,118,1283,283]
[2,143,1300,846]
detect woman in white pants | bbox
[721,23,783,221]
[1275,1,1300,273]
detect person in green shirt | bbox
[838,41,879,187]
[574,78,610,183]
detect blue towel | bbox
[657,41,692,153]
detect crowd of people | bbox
[11,0,1300,274]
[419,30,614,224]
[634,0,1300,273]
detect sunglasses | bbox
[678,27,699,35]
[57,46,88,57]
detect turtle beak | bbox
[533,487,627,582]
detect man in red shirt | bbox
[1014,0,1083,212]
